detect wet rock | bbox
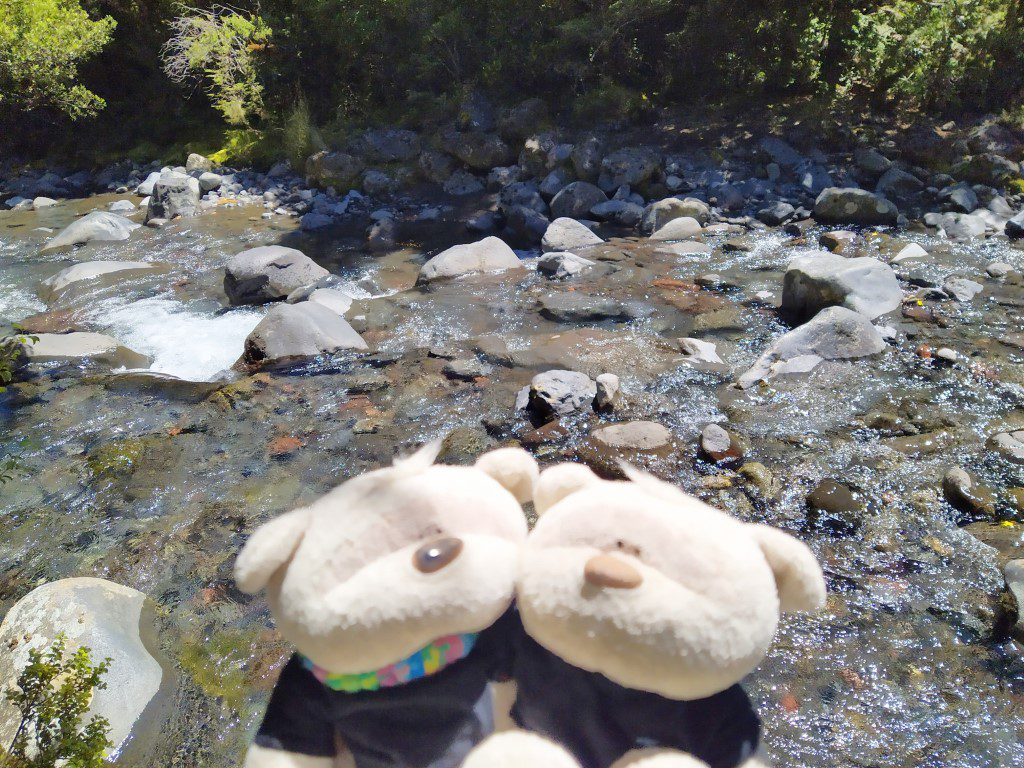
[306,151,365,188]
[700,423,743,464]
[738,306,886,389]
[541,217,603,253]
[757,202,796,226]
[304,288,355,316]
[988,430,1024,463]
[42,211,140,251]
[224,245,329,305]
[593,373,619,413]
[819,230,856,252]
[135,170,162,196]
[590,421,672,451]
[807,479,865,535]
[649,216,701,241]
[536,251,595,278]
[986,262,1013,278]
[242,302,367,366]
[550,182,607,220]
[147,171,200,221]
[505,205,550,244]
[524,370,597,422]
[641,197,710,232]
[942,276,983,302]
[466,210,499,233]
[538,292,637,323]
[367,216,398,251]
[443,358,492,381]
[22,332,149,368]
[814,187,899,226]
[678,337,724,365]
[783,251,902,321]
[109,199,136,213]
[938,212,987,240]
[738,462,778,498]
[600,147,661,189]
[440,128,514,170]
[301,211,333,230]
[39,260,158,302]
[942,467,996,518]
[590,200,643,227]
[418,236,522,282]
[0,578,164,752]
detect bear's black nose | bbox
[413,537,464,573]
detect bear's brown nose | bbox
[413,537,464,573]
[584,553,643,589]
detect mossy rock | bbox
[86,437,147,479]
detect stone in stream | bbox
[443,358,493,381]
[988,430,1024,463]
[678,337,724,366]
[418,236,523,282]
[641,197,710,233]
[136,170,162,196]
[806,479,865,535]
[146,171,200,221]
[303,288,355,316]
[593,373,620,413]
[819,230,857,253]
[39,260,159,302]
[537,251,595,279]
[224,245,330,305]
[891,243,929,263]
[242,302,368,366]
[1004,560,1024,641]
[109,199,136,213]
[938,212,988,241]
[986,262,1013,279]
[782,251,902,321]
[699,423,743,464]
[443,169,484,196]
[541,217,603,253]
[581,421,676,478]
[42,211,141,251]
[942,276,983,302]
[938,183,979,213]
[942,467,996,518]
[538,292,640,323]
[813,187,898,226]
[0,578,165,753]
[550,182,608,220]
[1007,211,1024,239]
[198,171,223,193]
[737,306,886,389]
[756,202,796,226]
[649,216,701,241]
[521,370,597,423]
[21,332,150,368]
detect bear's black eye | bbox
[615,540,642,557]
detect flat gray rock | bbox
[40,260,157,302]
[42,211,141,251]
[419,236,522,282]
[224,245,329,305]
[22,332,150,368]
[814,187,898,226]
[783,251,902,321]
[243,301,368,365]
[541,218,603,253]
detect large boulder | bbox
[541,218,603,253]
[550,182,607,220]
[572,137,604,182]
[418,236,522,282]
[440,128,514,170]
[40,260,159,302]
[952,153,1021,185]
[738,306,886,389]
[0,578,165,753]
[498,99,549,142]
[641,197,710,233]
[357,128,421,162]
[600,148,661,189]
[242,302,367,366]
[782,251,902,321]
[814,187,899,226]
[42,211,140,251]
[306,151,366,188]
[22,332,150,368]
[224,245,329,305]
[146,172,200,221]
[649,217,702,241]
[875,167,924,199]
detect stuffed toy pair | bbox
[235,447,825,768]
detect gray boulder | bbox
[243,302,367,365]
[522,370,597,422]
[186,152,212,172]
[875,167,924,199]
[649,216,701,241]
[938,183,979,213]
[641,197,710,233]
[590,200,643,227]
[359,128,421,162]
[988,431,1024,463]
[21,332,149,368]
[782,251,902,321]
[0,578,164,753]
[537,251,595,278]
[756,202,796,226]
[40,260,158,302]
[224,245,329,305]
[440,128,514,170]
[738,306,886,389]
[147,172,200,221]
[418,236,522,282]
[419,151,456,183]
[541,217,603,253]
[938,212,988,241]
[1007,211,1024,239]
[814,187,899,226]
[572,137,604,181]
[600,147,660,189]
[306,151,365,188]
[135,171,162,196]
[443,169,485,196]
[42,211,140,251]
[943,276,983,302]
[550,182,608,220]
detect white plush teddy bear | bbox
[234,443,537,768]
[466,461,826,768]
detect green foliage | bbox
[281,97,315,168]
[0,334,34,393]
[0,0,116,120]
[161,4,272,125]
[3,634,113,768]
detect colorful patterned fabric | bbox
[300,633,479,693]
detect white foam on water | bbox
[0,279,45,323]
[92,296,265,382]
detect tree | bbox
[3,634,113,768]
[0,0,116,119]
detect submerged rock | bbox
[418,236,522,282]
[42,211,140,251]
[738,306,886,388]
[782,251,902,321]
[242,302,367,366]
[39,260,158,302]
[0,578,165,753]
[224,245,329,305]
[22,332,150,368]
[943,467,996,518]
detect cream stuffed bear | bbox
[234,443,537,768]
[467,461,826,768]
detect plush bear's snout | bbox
[413,537,464,573]
[583,553,643,589]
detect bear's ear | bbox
[474,447,539,504]
[235,508,311,594]
[534,462,601,515]
[748,524,826,613]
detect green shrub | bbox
[0,0,115,120]
[3,634,112,768]
[0,334,34,393]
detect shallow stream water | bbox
[1,192,1023,767]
